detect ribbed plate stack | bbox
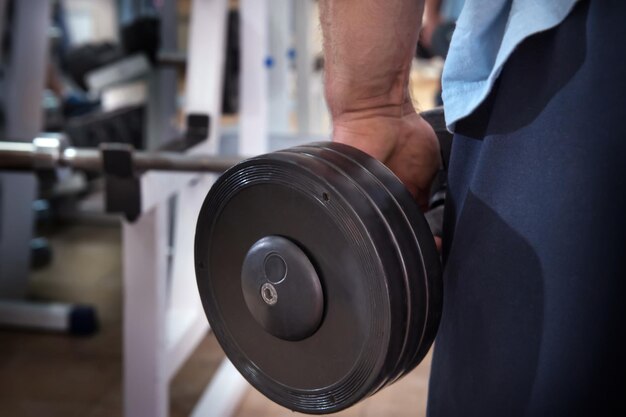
[195,142,442,414]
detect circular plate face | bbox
[195,150,406,413]
[195,142,442,413]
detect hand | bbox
[333,104,443,251]
[332,103,441,212]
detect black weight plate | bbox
[288,142,442,381]
[316,142,443,373]
[269,151,410,393]
[195,151,407,413]
[283,145,424,386]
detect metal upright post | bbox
[0,0,50,296]
[145,0,179,150]
[268,0,292,134]
[122,205,169,417]
[0,0,100,335]
[240,0,269,155]
[294,0,315,136]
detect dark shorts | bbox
[428,1,626,416]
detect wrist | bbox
[332,102,422,160]
[324,70,413,119]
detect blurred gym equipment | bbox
[0,0,446,415]
[0,107,451,414]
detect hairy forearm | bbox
[320,0,425,120]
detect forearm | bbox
[320,0,425,121]
[319,0,439,209]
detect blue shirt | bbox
[442,0,579,130]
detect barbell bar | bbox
[0,140,244,174]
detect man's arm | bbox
[320,0,440,209]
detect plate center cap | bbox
[241,236,324,341]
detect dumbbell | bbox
[194,141,443,413]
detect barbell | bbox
[0,139,243,173]
[0,108,450,413]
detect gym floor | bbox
[0,64,439,417]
